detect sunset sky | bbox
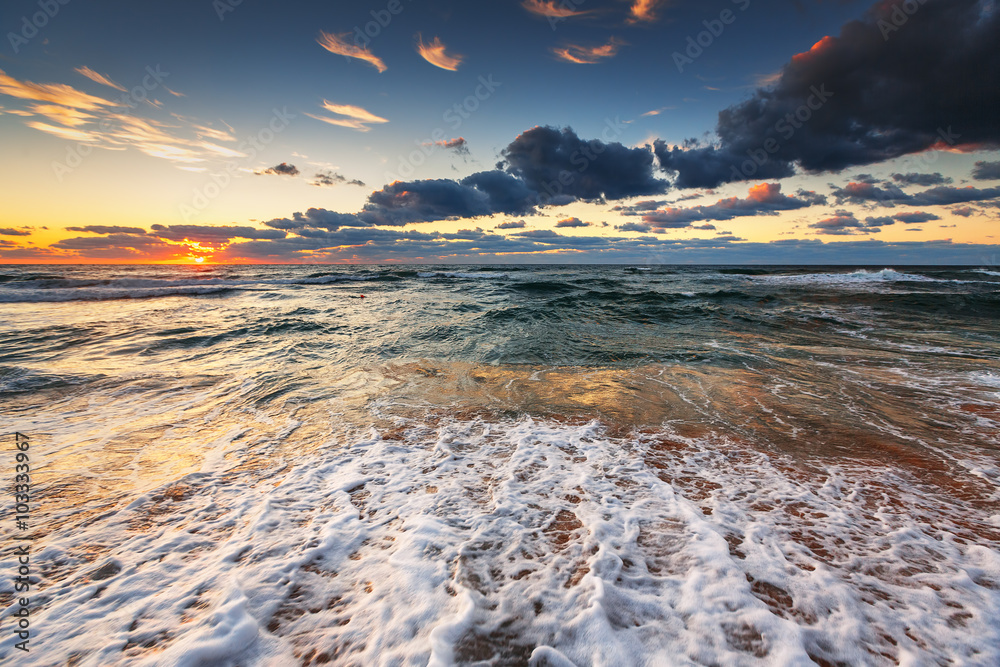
[1,0,997,264]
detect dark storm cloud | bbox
[459,171,538,215]
[65,225,147,235]
[257,162,300,176]
[502,126,667,202]
[891,172,952,186]
[656,0,1000,188]
[972,161,1000,181]
[360,179,495,225]
[149,224,286,243]
[641,183,824,226]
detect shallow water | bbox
[1,264,998,665]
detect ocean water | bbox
[1,264,999,666]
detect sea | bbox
[1,264,999,666]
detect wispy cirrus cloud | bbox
[416,35,463,71]
[521,0,590,19]
[552,38,622,64]
[0,68,244,168]
[306,100,389,132]
[317,31,387,73]
[0,68,112,110]
[24,121,99,142]
[29,104,95,126]
[74,66,127,92]
[627,0,668,24]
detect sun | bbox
[194,257,205,263]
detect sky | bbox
[0,0,998,264]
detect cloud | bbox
[74,66,127,92]
[29,104,95,126]
[502,126,666,202]
[459,171,538,214]
[514,229,563,239]
[316,31,387,72]
[655,0,1000,188]
[416,35,463,71]
[831,181,911,205]
[51,232,179,259]
[0,227,32,236]
[641,183,824,226]
[627,0,668,24]
[555,217,590,228]
[862,211,940,227]
[615,221,653,233]
[907,186,1000,207]
[256,162,300,176]
[495,220,526,229]
[972,161,1000,181]
[0,70,265,169]
[892,211,940,224]
[423,137,469,155]
[148,225,286,243]
[810,210,868,235]
[361,179,495,225]
[0,69,113,110]
[950,206,976,218]
[263,208,373,232]
[24,121,99,142]
[836,182,1000,207]
[891,172,952,186]
[306,100,389,132]
[65,225,147,234]
[310,171,366,187]
[521,0,589,19]
[552,39,622,64]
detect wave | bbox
[752,268,943,286]
[0,285,241,303]
[417,271,508,279]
